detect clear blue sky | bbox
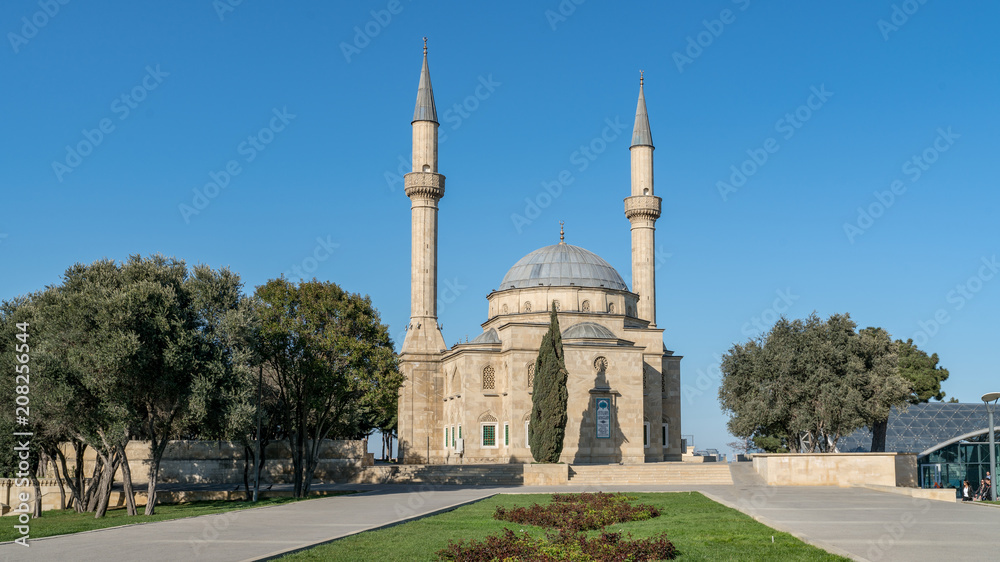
[3,1,998,457]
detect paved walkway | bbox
[3,480,1000,561]
[0,484,501,562]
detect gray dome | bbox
[562,322,616,340]
[500,244,628,291]
[469,328,500,345]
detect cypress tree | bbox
[529,305,569,462]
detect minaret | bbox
[624,71,661,326]
[402,37,446,353]
[398,39,446,464]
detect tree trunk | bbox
[303,437,322,497]
[73,441,88,513]
[243,444,253,502]
[48,450,67,510]
[56,447,82,512]
[119,445,138,516]
[870,419,888,452]
[84,456,105,513]
[256,437,267,493]
[144,455,162,515]
[93,453,121,519]
[30,460,43,518]
[290,428,305,498]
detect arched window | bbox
[581,300,591,312]
[552,300,561,311]
[482,366,496,390]
[527,363,535,388]
[608,302,615,314]
[502,304,509,314]
[523,301,532,313]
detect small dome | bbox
[562,322,616,340]
[469,328,500,344]
[500,244,628,291]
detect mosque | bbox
[397,42,682,464]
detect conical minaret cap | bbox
[631,72,653,148]
[412,38,438,123]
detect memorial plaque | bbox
[596,397,611,439]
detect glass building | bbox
[838,403,998,491]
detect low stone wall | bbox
[751,453,917,487]
[523,464,569,485]
[59,439,372,486]
[0,479,69,515]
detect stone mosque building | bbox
[398,43,682,465]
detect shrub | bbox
[494,493,659,532]
[439,493,676,561]
[437,527,675,561]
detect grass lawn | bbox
[278,492,848,561]
[0,493,353,543]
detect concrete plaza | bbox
[2,478,998,561]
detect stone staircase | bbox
[567,463,734,485]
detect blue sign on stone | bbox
[596,397,611,439]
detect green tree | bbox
[254,278,401,497]
[31,256,253,516]
[854,328,911,452]
[719,313,911,453]
[898,338,950,403]
[528,307,569,463]
[867,338,950,451]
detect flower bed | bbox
[438,493,675,561]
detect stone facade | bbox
[397,46,682,465]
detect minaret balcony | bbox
[404,172,446,199]
[624,195,661,221]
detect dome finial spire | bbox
[640,69,643,87]
[559,221,565,243]
[412,37,437,123]
[631,71,652,148]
